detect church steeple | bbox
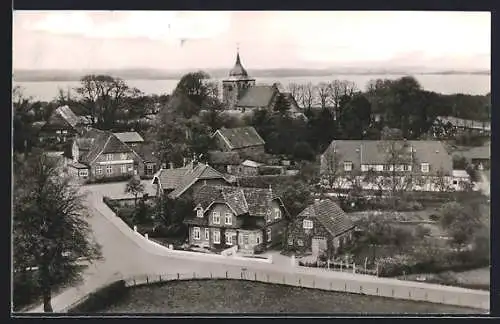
[229,47,249,78]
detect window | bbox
[256,234,261,244]
[421,163,430,173]
[56,130,62,134]
[147,164,154,170]
[212,212,220,224]
[303,219,314,229]
[62,130,68,134]
[213,229,220,244]
[121,153,127,160]
[361,164,369,172]
[225,232,233,245]
[343,161,353,172]
[453,180,458,185]
[375,165,384,172]
[95,166,102,175]
[396,164,404,172]
[224,212,232,225]
[297,239,304,246]
[196,208,204,218]
[266,210,272,223]
[106,154,113,161]
[193,227,200,240]
[106,165,113,174]
[204,228,210,240]
[404,164,412,172]
[274,208,281,220]
[120,165,127,174]
[267,228,272,242]
[79,169,88,177]
[243,234,249,244]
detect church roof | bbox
[228,51,253,80]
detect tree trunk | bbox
[42,288,53,313]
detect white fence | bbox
[122,269,489,311]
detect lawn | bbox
[100,280,484,314]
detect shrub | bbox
[429,214,440,222]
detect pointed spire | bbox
[229,44,248,78]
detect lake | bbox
[14,74,490,102]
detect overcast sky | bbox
[13,11,491,71]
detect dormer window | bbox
[343,161,353,172]
[106,154,113,161]
[303,219,313,229]
[196,208,203,218]
[421,163,430,173]
[274,208,281,220]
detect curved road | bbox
[26,181,490,313]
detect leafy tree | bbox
[275,180,313,220]
[338,93,372,139]
[293,141,315,161]
[13,151,101,312]
[125,176,145,209]
[438,201,481,248]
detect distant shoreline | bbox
[12,70,490,83]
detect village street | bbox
[26,181,490,313]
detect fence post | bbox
[359,285,363,294]
[146,275,149,284]
[353,263,356,274]
[254,272,257,281]
[376,287,379,295]
[210,272,213,279]
[159,275,162,282]
[312,280,315,288]
[327,260,330,269]
[392,289,395,297]
[145,233,149,240]
[344,283,347,292]
[193,272,196,279]
[329,281,332,290]
[133,225,137,232]
[267,274,270,282]
[298,277,301,286]
[226,271,228,279]
[133,278,136,286]
[376,263,379,277]
[177,273,180,280]
[241,272,243,279]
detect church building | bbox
[222,50,304,119]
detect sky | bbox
[12,11,491,71]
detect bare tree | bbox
[296,82,316,111]
[75,75,138,128]
[329,80,358,119]
[287,82,302,104]
[316,82,332,109]
[375,140,419,205]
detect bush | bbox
[429,214,440,222]
[86,175,133,184]
[258,166,283,176]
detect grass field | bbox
[100,280,484,314]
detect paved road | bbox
[25,181,490,313]
[478,171,490,197]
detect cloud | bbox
[22,11,231,42]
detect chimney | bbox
[169,162,174,169]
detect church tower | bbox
[222,49,256,110]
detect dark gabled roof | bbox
[207,151,242,165]
[113,132,144,143]
[236,85,278,108]
[298,199,354,238]
[193,185,282,218]
[152,162,233,199]
[76,128,138,165]
[321,140,453,175]
[215,126,265,150]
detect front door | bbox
[311,237,327,257]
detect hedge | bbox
[85,175,133,184]
[237,175,297,188]
[67,280,127,313]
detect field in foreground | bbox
[100,280,484,314]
